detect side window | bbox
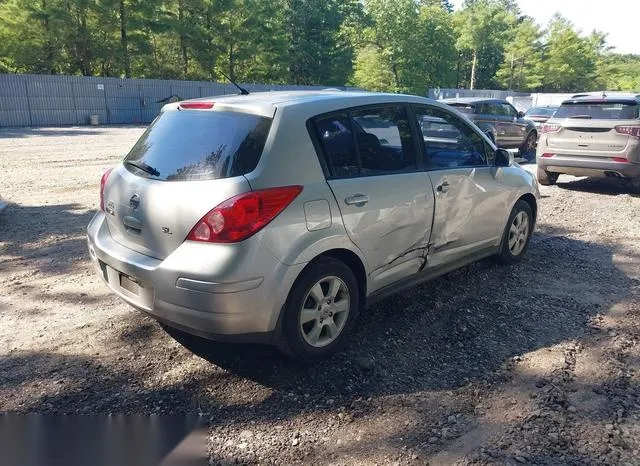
[350,106,417,175]
[415,105,491,169]
[501,103,517,118]
[313,113,359,178]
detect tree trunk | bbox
[178,2,188,78]
[470,49,477,90]
[392,63,400,91]
[41,0,55,74]
[119,0,130,78]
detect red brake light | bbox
[99,168,113,211]
[541,153,554,158]
[610,156,629,163]
[179,102,214,110]
[615,125,640,138]
[186,186,303,243]
[541,123,561,134]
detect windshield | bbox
[525,107,556,117]
[554,102,639,120]
[124,110,272,181]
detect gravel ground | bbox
[1,126,639,465]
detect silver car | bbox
[537,95,640,191]
[87,91,540,361]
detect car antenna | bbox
[217,69,250,95]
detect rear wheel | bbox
[537,166,559,186]
[279,257,359,362]
[495,200,534,264]
[519,131,537,161]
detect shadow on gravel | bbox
[160,224,637,397]
[0,203,94,276]
[556,177,639,197]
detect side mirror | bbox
[517,111,525,118]
[495,148,513,167]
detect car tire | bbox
[629,177,640,194]
[537,166,559,186]
[495,200,534,264]
[278,257,359,362]
[519,131,537,161]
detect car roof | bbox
[162,90,443,117]
[442,97,507,105]
[561,95,640,105]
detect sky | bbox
[450,0,640,55]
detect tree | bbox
[540,15,599,92]
[454,0,516,89]
[495,18,544,91]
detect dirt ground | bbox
[1,126,640,466]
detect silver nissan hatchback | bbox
[87,91,539,361]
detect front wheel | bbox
[495,200,534,264]
[279,257,359,362]
[519,131,537,161]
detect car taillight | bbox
[541,123,561,134]
[615,125,640,138]
[611,156,629,163]
[541,153,554,158]
[186,186,303,243]
[99,168,113,211]
[179,102,214,110]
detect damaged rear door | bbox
[413,104,510,268]
[311,104,435,293]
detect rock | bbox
[355,356,375,371]
[515,456,527,464]
[568,406,577,413]
[291,438,299,447]
[428,437,439,443]
[548,432,559,443]
[239,430,253,439]
[448,415,457,423]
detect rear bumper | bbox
[537,155,640,178]
[87,212,305,343]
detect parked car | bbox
[536,95,640,192]
[524,106,558,129]
[443,98,538,160]
[87,91,540,362]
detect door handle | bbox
[344,194,370,206]
[436,181,450,193]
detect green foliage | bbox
[495,18,544,91]
[1,0,640,93]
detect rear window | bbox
[124,110,272,181]
[447,103,474,114]
[525,107,556,117]
[554,102,639,120]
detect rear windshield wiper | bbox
[125,160,160,177]
[568,115,593,119]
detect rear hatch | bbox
[547,99,639,155]
[102,104,273,260]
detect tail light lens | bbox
[541,123,561,134]
[541,153,554,158]
[186,186,303,243]
[610,156,629,163]
[615,125,640,138]
[99,168,113,211]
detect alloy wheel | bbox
[299,276,350,348]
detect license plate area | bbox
[119,273,140,295]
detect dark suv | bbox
[443,98,538,160]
